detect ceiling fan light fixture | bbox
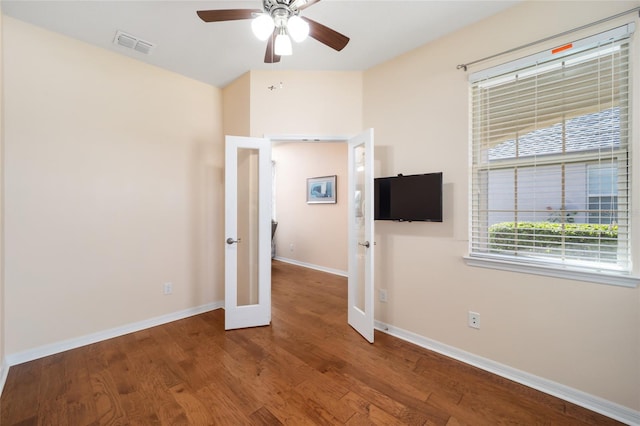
[287,15,309,42]
[251,14,275,41]
[274,28,292,56]
[197,1,351,63]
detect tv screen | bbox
[374,172,443,222]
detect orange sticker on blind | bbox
[552,43,573,54]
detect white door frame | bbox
[267,132,375,343]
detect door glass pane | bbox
[354,144,366,312]
[237,148,259,306]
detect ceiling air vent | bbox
[113,30,155,55]
[134,40,154,55]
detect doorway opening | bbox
[270,138,349,277]
[224,131,374,342]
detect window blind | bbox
[469,24,633,275]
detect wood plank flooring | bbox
[0,260,622,425]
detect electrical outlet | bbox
[379,289,388,303]
[163,282,173,295]
[289,243,294,252]
[468,311,480,329]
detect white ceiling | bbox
[2,0,520,88]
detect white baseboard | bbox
[0,358,9,398]
[6,301,224,367]
[274,256,348,277]
[374,321,640,426]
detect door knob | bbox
[226,237,242,245]
[358,241,370,248]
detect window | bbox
[587,163,618,225]
[468,24,636,284]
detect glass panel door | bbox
[224,136,271,330]
[348,129,374,342]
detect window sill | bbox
[463,255,639,288]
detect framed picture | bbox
[307,175,337,204]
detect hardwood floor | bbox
[0,261,622,425]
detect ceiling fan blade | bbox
[264,33,281,64]
[301,17,349,52]
[197,9,261,22]
[294,0,322,11]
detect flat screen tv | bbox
[374,172,443,222]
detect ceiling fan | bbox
[197,0,350,63]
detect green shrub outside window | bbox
[489,222,618,262]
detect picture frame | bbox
[307,175,337,204]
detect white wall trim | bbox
[274,256,348,277]
[0,359,9,398]
[6,301,224,367]
[375,320,640,425]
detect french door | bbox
[224,131,374,340]
[347,129,375,342]
[224,135,272,330]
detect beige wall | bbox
[365,0,640,410]
[3,17,224,354]
[272,142,348,272]
[249,70,363,137]
[0,7,5,375]
[222,72,251,137]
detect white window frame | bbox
[465,24,640,288]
